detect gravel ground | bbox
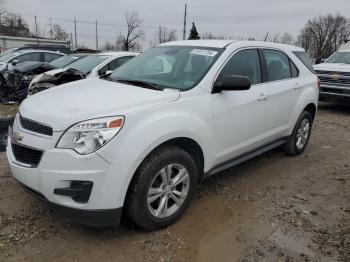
[0,103,349,262]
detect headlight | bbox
[22,75,35,81]
[56,116,124,154]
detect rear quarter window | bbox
[293,51,315,74]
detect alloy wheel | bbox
[296,118,310,149]
[147,163,190,219]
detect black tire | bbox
[0,75,7,102]
[126,146,198,230]
[285,111,313,156]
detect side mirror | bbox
[213,75,251,93]
[11,59,19,66]
[105,70,113,76]
[99,70,113,79]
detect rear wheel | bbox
[285,111,313,155]
[126,146,198,230]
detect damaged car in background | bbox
[28,52,139,96]
[1,53,88,102]
[0,49,65,102]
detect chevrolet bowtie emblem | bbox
[11,131,23,143]
[331,74,341,80]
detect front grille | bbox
[316,70,350,87]
[20,115,53,136]
[11,142,43,167]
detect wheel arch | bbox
[123,136,205,207]
[303,103,317,120]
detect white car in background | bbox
[27,52,139,95]
[314,49,350,103]
[7,40,318,230]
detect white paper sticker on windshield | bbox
[190,49,218,57]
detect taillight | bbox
[317,78,321,91]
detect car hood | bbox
[20,78,180,131]
[314,63,350,73]
[30,68,72,84]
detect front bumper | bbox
[6,116,136,227]
[21,183,122,227]
[319,83,350,102]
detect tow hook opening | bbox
[54,181,93,204]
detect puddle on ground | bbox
[196,202,272,262]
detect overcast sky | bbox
[6,0,350,49]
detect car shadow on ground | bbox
[318,101,350,114]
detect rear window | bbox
[293,51,315,73]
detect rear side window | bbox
[263,49,292,81]
[217,49,262,85]
[293,51,315,73]
[290,61,299,78]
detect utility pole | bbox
[74,17,78,49]
[95,20,98,50]
[70,33,73,49]
[183,4,187,40]
[159,26,162,43]
[34,16,39,45]
[49,17,53,39]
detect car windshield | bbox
[49,55,83,68]
[67,55,111,75]
[0,51,23,62]
[110,46,223,90]
[326,52,350,64]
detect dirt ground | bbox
[0,104,18,118]
[0,103,349,262]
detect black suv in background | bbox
[1,44,72,55]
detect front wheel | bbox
[126,146,198,230]
[285,111,313,155]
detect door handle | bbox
[257,94,268,101]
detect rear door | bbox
[260,48,300,140]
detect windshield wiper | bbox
[115,79,164,91]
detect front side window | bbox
[110,46,223,91]
[263,49,292,81]
[14,52,41,63]
[99,56,134,76]
[217,49,262,85]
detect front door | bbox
[212,48,268,164]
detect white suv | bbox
[6,40,319,230]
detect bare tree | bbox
[156,26,176,44]
[101,41,116,51]
[298,14,350,61]
[297,27,313,53]
[118,12,144,51]
[1,11,30,37]
[0,0,6,17]
[50,24,69,40]
[201,32,225,40]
